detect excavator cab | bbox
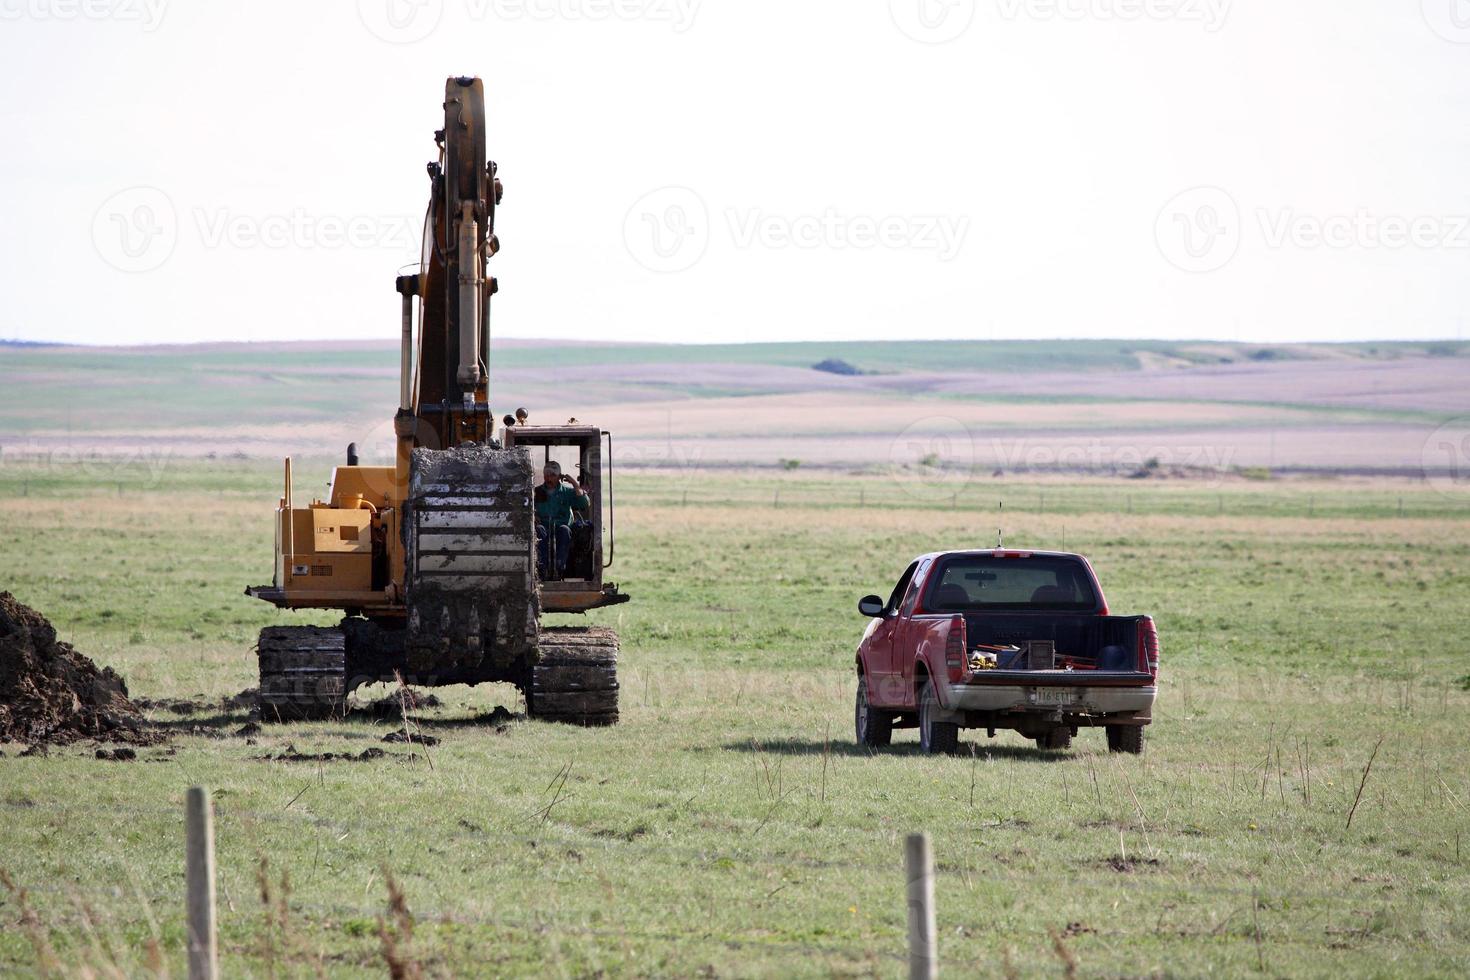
[504,422,627,612]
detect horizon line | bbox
[2,335,1465,352]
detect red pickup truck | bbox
[853,550,1158,755]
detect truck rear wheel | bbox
[855,674,892,748]
[917,677,959,755]
[1106,724,1144,755]
[528,626,619,726]
[257,626,347,722]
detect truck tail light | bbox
[1137,616,1160,680]
[945,614,966,682]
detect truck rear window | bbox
[924,556,1098,611]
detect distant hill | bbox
[1,338,1465,473]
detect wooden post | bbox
[905,832,937,979]
[186,786,218,980]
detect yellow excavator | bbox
[246,77,626,724]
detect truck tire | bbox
[855,674,893,748]
[1106,724,1144,755]
[528,626,619,726]
[1035,727,1072,751]
[917,677,959,755]
[257,626,347,722]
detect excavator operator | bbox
[535,461,588,578]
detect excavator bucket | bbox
[404,445,539,675]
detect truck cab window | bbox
[886,562,919,615]
[926,556,1098,611]
[900,559,931,616]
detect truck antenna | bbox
[997,501,1004,549]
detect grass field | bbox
[1,460,1468,976]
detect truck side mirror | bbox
[858,595,885,617]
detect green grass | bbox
[1,462,1468,976]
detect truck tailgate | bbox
[960,670,1154,687]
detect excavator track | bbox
[528,626,619,726]
[257,626,347,722]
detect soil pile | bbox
[0,592,157,746]
[359,688,443,717]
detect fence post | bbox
[186,786,218,980]
[906,832,937,979]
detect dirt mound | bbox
[0,592,159,746]
[256,744,394,763]
[357,688,443,717]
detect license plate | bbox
[1032,687,1077,706]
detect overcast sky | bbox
[1,1,1468,347]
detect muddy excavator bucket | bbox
[404,445,539,675]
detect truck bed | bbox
[959,612,1150,679]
